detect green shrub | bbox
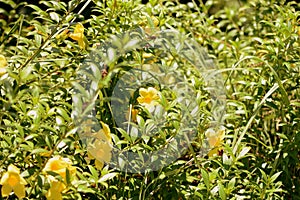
[0,0,299,199]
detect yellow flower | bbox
[205,126,225,157]
[142,52,157,64]
[87,122,113,169]
[43,156,76,182]
[0,55,7,76]
[137,87,160,110]
[139,16,160,35]
[151,16,159,27]
[131,108,139,122]
[139,16,159,27]
[69,23,86,49]
[0,164,27,199]
[45,179,66,200]
[99,121,112,142]
[126,107,139,122]
[56,29,69,40]
[88,141,112,170]
[89,121,112,142]
[43,156,76,200]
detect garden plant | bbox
[0,0,299,199]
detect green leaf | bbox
[20,66,34,82]
[270,172,282,183]
[201,168,210,190]
[116,127,132,143]
[98,172,118,183]
[237,146,251,160]
[77,185,96,194]
[56,107,71,122]
[49,12,60,22]
[218,182,226,200]
[66,168,71,185]
[228,177,236,190]
[259,168,268,183]
[34,34,42,46]
[88,165,99,179]
[31,148,50,154]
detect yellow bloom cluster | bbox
[69,23,86,49]
[137,87,160,110]
[56,23,86,49]
[43,156,76,200]
[0,55,8,76]
[205,126,226,157]
[0,164,27,199]
[0,158,76,199]
[87,122,113,170]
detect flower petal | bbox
[43,155,76,181]
[19,176,27,185]
[0,67,7,76]
[147,87,157,96]
[74,23,84,34]
[95,160,104,170]
[205,128,215,138]
[1,184,12,197]
[0,173,9,184]
[207,147,222,157]
[13,183,26,199]
[207,136,218,147]
[137,96,143,104]
[69,33,82,41]
[7,164,20,174]
[139,88,148,97]
[88,141,112,164]
[0,55,7,68]
[78,39,86,49]
[217,127,225,141]
[100,122,111,142]
[46,181,65,200]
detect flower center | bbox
[50,160,61,171]
[144,96,153,104]
[8,174,19,186]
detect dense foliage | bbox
[0,0,299,199]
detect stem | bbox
[18,0,84,70]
